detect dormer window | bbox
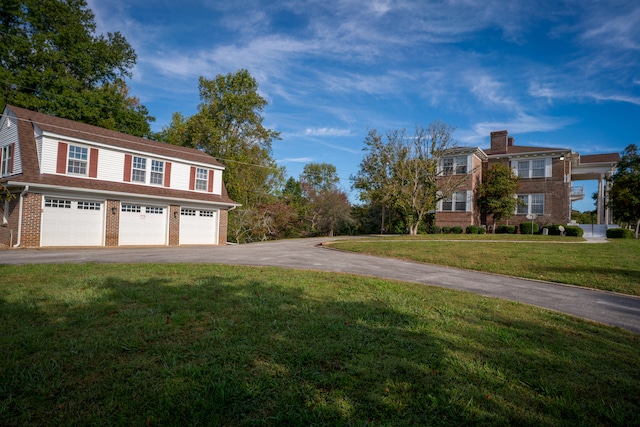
[1,145,13,176]
[150,160,164,185]
[67,145,88,175]
[195,168,208,191]
[132,156,146,182]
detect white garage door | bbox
[41,198,104,247]
[118,204,168,246]
[179,208,218,245]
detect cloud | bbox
[303,128,352,137]
[463,113,576,144]
[278,157,314,164]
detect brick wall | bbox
[219,209,228,245]
[168,205,180,246]
[105,200,119,246]
[20,192,42,247]
[0,197,20,247]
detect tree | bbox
[161,70,283,207]
[351,122,461,235]
[476,163,521,232]
[300,162,352,236]
[608,144,640,238]
[0,0,154,137]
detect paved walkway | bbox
[1,237,639,334]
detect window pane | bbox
[195,168,208,190]
[132,156,146,182]
[531,195,544,214]
[443,158,453,175]
[69,146,87,160]
[454,192,466,211]
[455,156,467,174]
[532,160,545,177]
[442,198,453,211]
[517,195,528,214]
[517,161,529,178]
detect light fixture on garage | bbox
[173,211,178,219]
[112,207,117,215]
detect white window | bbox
[132,156,146,183]
[122,204,141,213]
[516,159,548,179]
[517,194,544,215]
[77,201,101,210]
[45,198,71,209]
[441,191,467,212]
[1,145,13,176]
[200,210,215,217]
[150,160,164,185]
[145,206,164,215]
[67,145,88,175]
[442,156,467,175]
[195,168,208,191]
[181,208,196,216]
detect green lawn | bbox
[330,237,640,296]
[1,263,638,426]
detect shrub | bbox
[606,228,635,239]
[466,225,479,234]
[478,226,486,234]
[519,222,539,235]
[426,225,440,234]
[451,226,463,234]
[496,225,517,234]
[565,226,584,237]
[441,226,451,234]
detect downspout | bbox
[14,185,29,247]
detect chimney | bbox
[490,130,509,153]
[508,137,514,147]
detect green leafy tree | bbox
[161,70,283,207]
[300,162,352,236]
[609,144,640,238]
[476,163,521,232]
[0,0,154,137]
[351,122,460,235]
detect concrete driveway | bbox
[1,237,639,334]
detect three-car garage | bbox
[39,196,220,247]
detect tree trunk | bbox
[408,223,419,235]
[635,219,640,239]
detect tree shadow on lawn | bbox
[0,266,639,426]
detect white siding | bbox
[97,150,125,181]
[41,137,59,174]
[171,163,192,191]
[0,110,22,176]
[213,169,223,195]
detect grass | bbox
[329,237,640,296]
[1,263,639,426]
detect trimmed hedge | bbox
[451,226,463,234]
[519,222,539,235]
[466,225,479,234]
[565,226,584,237]
[496,225,518,234]
[544,225,564,236]
[478,227,486,235]
[426,225,440,234]
[606,228,635,239]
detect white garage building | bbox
[0,105,239,248]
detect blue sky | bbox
[87,0,640,212]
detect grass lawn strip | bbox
[329,238,640,296]
[0,263,638,426]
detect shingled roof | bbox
[2,105,238,206]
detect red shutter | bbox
[56,142,68,174]
[9,143,15,173]
[89,148,98,178]
[189,166,196,190]
[207,170,214,192]
[164,162,172,187]
[123,154,132,182]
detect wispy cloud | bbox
[302,128,352,137]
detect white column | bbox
[597,174,605,225]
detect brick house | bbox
[0,105,239,248]
[435,130,619,230]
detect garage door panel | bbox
[118,205,167,246]
[41,198,104,246]
[179,208,218,245]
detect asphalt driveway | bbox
[1,237,639,334]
